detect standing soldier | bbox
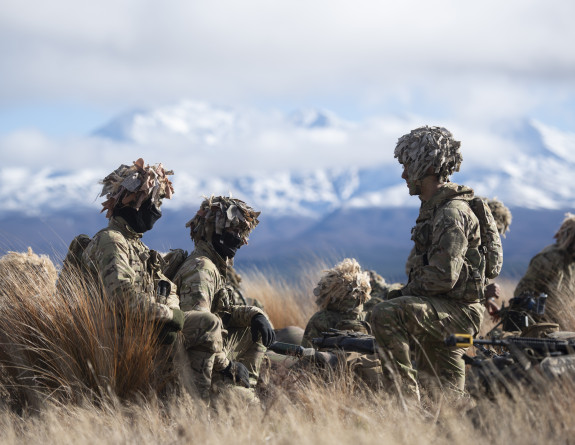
[172,196,275,400]
[81,158,184,343]
[371,126,499,399]
[513,213,575,328]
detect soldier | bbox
[301,258,383,387]
[172,196,275,399]
[81,158,184,343]
[481,198,512,320]
[302,258,372,347]
[371,126,495,399]
[362,270,404,323]
[513,213,575,328]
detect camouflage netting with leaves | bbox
[186,196,260,244]
[99,158,174,218]
[313,258,371,310]
[483,197,512,237]
[394,125,462,182]
[555,213,575,251]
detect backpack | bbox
[161,248,188,281]
[467,197,504,279]
[61,234,92,275]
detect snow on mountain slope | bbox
[2,101,575,218]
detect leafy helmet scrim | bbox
[394,126,462,182]
[99,158,174,218]
[186,196,260,244]
[554,213,575,251]
[483,197,512,237]
[313,258,371,311]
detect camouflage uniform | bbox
[83,216,180,324]
[173,242,267,394]
[514,243,575,328]
[372,183,485,395]
[301,259,383,387]
[362,270,404,323]
[372,127,489,398]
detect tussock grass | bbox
[0,249,574,444]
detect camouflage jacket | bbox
[302,307,369,348]
[172,241,264,327]
[403,183,485,304]
[514,243,575,325]
[82,216,179,323]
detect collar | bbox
[108,216,143,240]
[193,240,230,275]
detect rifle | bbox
[445,333,575,358]
[268,329,377,357]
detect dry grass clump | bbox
[239,260,333,329]
[0,251,171,412]
[0,250,574,444]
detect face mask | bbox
[406,179,422,196]
[114,198,162,233]
[212,231,244,259]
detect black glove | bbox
[250,313,275,347]
[167,308,185,331]
[221,361,250,388]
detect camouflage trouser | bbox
[225,326,266,387]
[181,310,224,400]
[371,296,483,398]
[345,352,384,388]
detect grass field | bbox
[0,250,574,444]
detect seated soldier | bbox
[172,196,275,399]
[301,258,383,387]
[302,258,372,346]
[513,213,575,330]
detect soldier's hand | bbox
[168,308,185,331]
[221,361,251,388]
[485,298,501,322]
[485,283,502,300]
[251,313,276,347]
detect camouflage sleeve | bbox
[514,249,561,299]
[302,311,329,348]
[83,231,175,323]
[402,206,470,297]
[213,352,230,372]
[405,246,417,278]
[226,305,266,328]
[173,258,218,312]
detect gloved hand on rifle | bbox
[158,308,185,345]
[221,360,251,388]
[250,313,275,347]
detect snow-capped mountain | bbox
[2,100,574,277]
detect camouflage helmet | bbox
[313,258,371,310]
[394,126,462,182]
[483,197,512,237]
[554,213,575,251]
[99,158,174,218]
[186,196,260,244]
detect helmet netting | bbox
[555,213,575,251]
[186,196,260,244]
[394,126,462,182]
[99,158,174,218]
[313,258,371,310]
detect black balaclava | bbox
[212,231,243,259]
[113,198,162,233]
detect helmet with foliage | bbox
[554,213,575,251]
[99,158,174,218]
[394,126,462,185]
[313,258,371,312]
[483,197,512,237]
[186,196,260,245]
